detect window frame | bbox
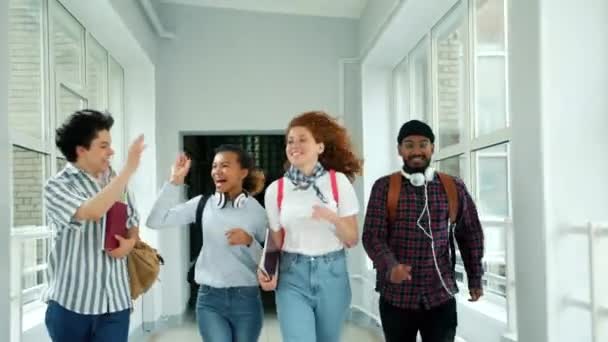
[390,0,515,330]
[8,0,127,334]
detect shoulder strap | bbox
[195,194,208,245]
[277,177,285,249]
[277,177,284,210]
[437,172,459,224]
[329,169,339,204]
[387,172,402,226]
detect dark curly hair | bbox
[55,109,114,162]
[287,111,362,182]
[214,144,265,195]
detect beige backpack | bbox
[127,240,164,300]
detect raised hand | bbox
[170,153,192,185]
[123,135,146,175]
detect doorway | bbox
[182,134,287,311]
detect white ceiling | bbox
[158,0,369,19]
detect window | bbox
[50,0,84,88]
[393,57,409,126]
[8,0,126,333]
[474,0,508,137]
[11,146,46,228]
[8,0,44,144]
[409,37,431,123]
[432,2,468,149]
[86,34,108,111]
[391,1,513,326]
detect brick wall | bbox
[12,146,44,227]
[436,30,463,146]
[9,0,43,139]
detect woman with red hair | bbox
[259,111,362,341]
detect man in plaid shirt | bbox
[362,120,484,342]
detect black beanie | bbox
[397,120,435,144]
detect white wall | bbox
[154,4,358,316]
[109,0,159,64]
[511,0,608,341]
[1,0,12,340]
[508,1,547,341]
[358,0,400,56]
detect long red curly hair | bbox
[286,111,363,182]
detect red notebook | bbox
[105,201,128,251]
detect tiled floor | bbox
[141,312,384,342]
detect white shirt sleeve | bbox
[264,180,281,232]
[336,172,359,217]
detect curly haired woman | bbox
[258,111,363,342]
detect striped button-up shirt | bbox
[42,163,139,314]
[362,173,484,310]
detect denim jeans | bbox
[196,285,263,342]
[45,301,130,342]
[275,249,352,342]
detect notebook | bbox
[259,228,280,279]
[104,201,128,251]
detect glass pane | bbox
[108,56,125,167]
[476,56,507,135]
[475,0,505,52]
[86,34,108,110]
[56,157,67,173]
[51,0,84,86]
[8,0,44,141]
[21,238,48,283]
[434,6,467,148]
[437,154,465,179]
[394,60,409,124]
[410,39,430,123]
[476,143,509,218]
[57,85,87,128]
[12,146,45,227]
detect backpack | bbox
[187,194,210,284]
[277,170,339,248]
[127,240,165,300]
[386,171,459,268]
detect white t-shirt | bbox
[264,171,359,256]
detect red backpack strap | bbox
[329,169,339,205]
[277,177,285,248]
[387,172,402,227]
[277,177,284,210]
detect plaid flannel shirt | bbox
[362,173,484,310]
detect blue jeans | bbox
[45,301,130,342]
[276,249,352,342]
[196,285,263,342]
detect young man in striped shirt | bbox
[362,120,484,342]
[43,110,145,342]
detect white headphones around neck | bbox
[400,165,455,298]
[214,191,249,209]
[401,167,435,187]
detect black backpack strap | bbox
[195,195,208,246]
